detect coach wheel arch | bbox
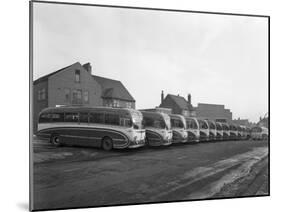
[50,134,62,147]
[101,136,113,151]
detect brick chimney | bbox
[83,62,92,74]
[161,90,164,104]
[188,93,191,104]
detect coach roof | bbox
[39,106,135,115]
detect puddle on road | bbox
[185,158,261,199]
[150,147,268,201]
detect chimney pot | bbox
[188,94,191,104]
[83,62,92,74]
[161,90,164,104]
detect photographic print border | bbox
[29,1,270,211]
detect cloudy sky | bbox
[33,2,268,123]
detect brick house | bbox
[195,103,232,122]
[93,75,135,109]
[159,91,196,117]
[33,62,135,132]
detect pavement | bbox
[31,138,269,210]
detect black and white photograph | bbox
[30,1,269,211]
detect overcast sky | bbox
[33,2,268,123]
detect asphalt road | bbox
[32,138,269,210]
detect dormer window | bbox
[75,70,80,83]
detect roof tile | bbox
[92,75,135,102]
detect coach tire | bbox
[51,134,62,147]
[146,138,154,146]
[145,137,149,146]
[102,137,113,151]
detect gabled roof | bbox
[33,62,80,85]
[33,62,135,102]
[164,94,194,111]
[92,75,135,102]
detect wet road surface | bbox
[32,138,269,210]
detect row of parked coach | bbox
[36,106,269,151]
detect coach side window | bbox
[51,113,64,122]
[105,113,120,125]
[79,113,89,123]
[89,112,105,124]
[65,113,79,122]
[39,113,52,123]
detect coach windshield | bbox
[198,120,208,129]
[130,110,143,129]
[186,118,198,129]
[208,121,216,130]
[216,123,222,130]
[162,113,171,130]
[171,116,185,129]
[222,124,229,131]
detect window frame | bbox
[89,112,105,124]
[104,113,120,126]
[72,89,83,105]
[37,88,46,101]
[64,112,79,123]
[64,88,71,103]
[79,112,89,123]
[75,69,81,83]
[51,113,65,122]
[83,91,89,104]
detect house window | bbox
[38,88,46,101]
[182,110,188,116]
[83,91,89,104]
[64,88,70,102]
[113,100,119,107]
[75,70,80,83]
[126,102,132,108]
[72,89,82,105]
[104,99,112,107]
